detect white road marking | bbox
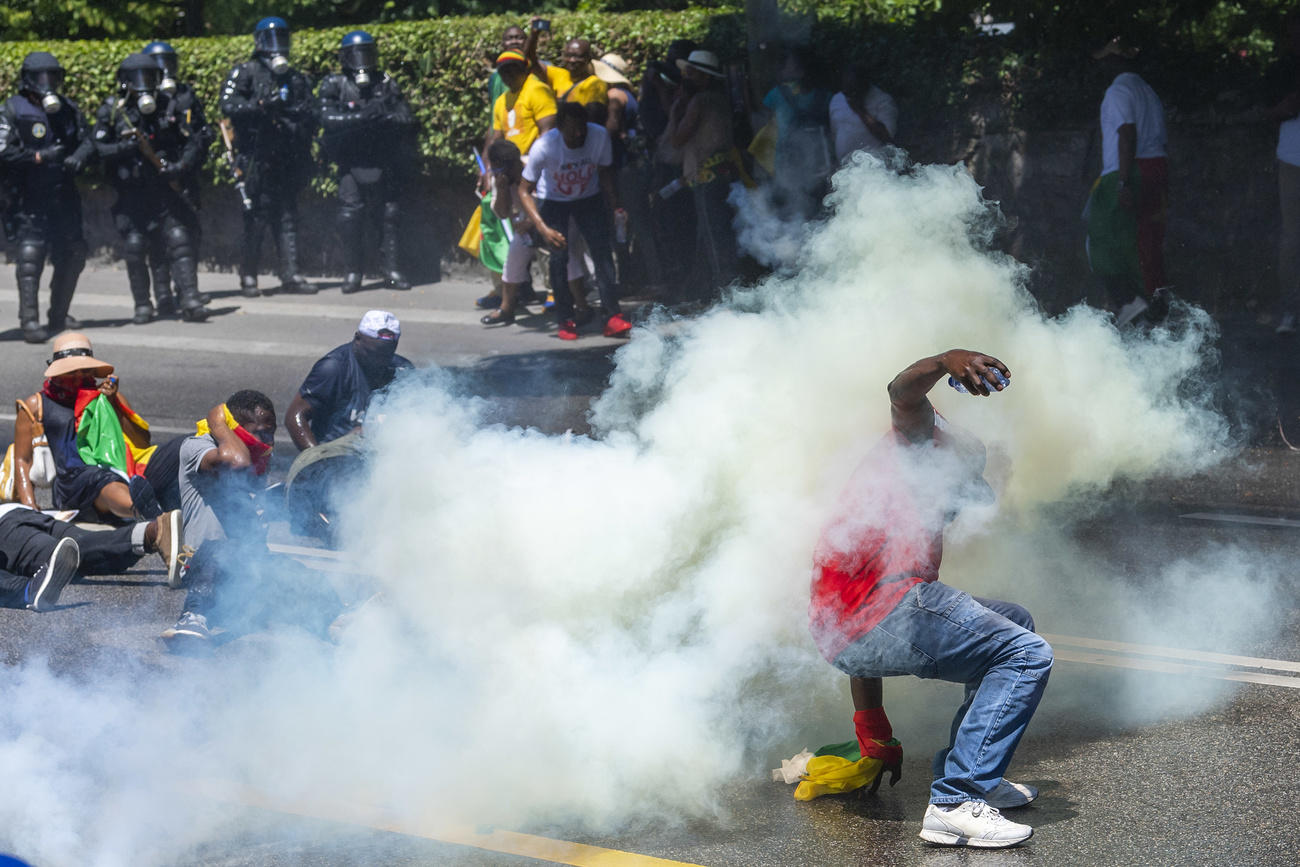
[1180,512,1300,529]
[39,291,484,326]
[1053,648,1300,689]
[1042,632,1300,674]
[1045,633,1300,688]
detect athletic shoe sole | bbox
[919,826,1032,848]
[28,537,80,612]
[160,625,209,640]
[160,510,184,588]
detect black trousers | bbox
[539,195,621,321]
[0,509,139,607]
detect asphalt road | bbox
[1,270,1299,866]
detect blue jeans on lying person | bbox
[833,580,1053,805]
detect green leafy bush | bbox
[0,10,742,188]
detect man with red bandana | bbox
[810,349,1053,849]
[161,389,340,647]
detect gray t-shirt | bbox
[178,434,226,550]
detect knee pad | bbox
[16,242,45,278]
[164,224,196,262]
[122,232,148,264]
[337,204,364,232]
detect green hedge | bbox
[0,11,744,189]
[0,7,1282,192]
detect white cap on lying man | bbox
[357,310,400,339]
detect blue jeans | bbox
[833,581,1053,805]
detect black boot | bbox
[167,224,209,323]
[126,234,156,324]
[381,201,411,290]
[278,210,316,295]
[149,252,176,315]
[16,241,47,343]
[46,238,85,335]
[240,209,264,297]
[338,203,366,295]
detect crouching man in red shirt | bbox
[810,349,1052,848]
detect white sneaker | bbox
[1115,295,1149,327]
[1277,313,1296,336]
[985,779,1038,808]
[919,801,1033,848]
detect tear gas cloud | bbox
[0,153,1281,864]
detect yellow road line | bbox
[201,783,707,866]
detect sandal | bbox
[476,294,503,309]
[481,310,515,326]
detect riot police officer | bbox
[142,39,216,309]
[0,52,95,343]
[219,16,317,297]
[318,30,417,293]
[93,54,209,323]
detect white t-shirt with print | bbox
[1100,72,1167,176]
[522,123,612,202]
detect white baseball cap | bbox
[358,310,400,339]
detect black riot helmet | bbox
[254,17,292,56]
[19,52,65,96]
[339,31,379,72]
[117,53,161,94]
[143,41,179,79]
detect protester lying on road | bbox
[0,502,183,610]
[162,391,342,648]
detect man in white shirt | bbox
[518,100,630,340]
[829,62,897,162]
[1091,37,1169,325]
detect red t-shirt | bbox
[809,427,946,663]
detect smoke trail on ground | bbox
[0,153,1276,864]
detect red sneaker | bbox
[558,319,579,340]
[603,313,632,338]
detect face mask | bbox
[41,93,61,114]
[136,93,157,115]
[353,69,371,87]
[269,54,290,75]
[160,77,177,96]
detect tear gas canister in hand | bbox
[949,369,1009,395]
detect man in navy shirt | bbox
[282,310,411,538]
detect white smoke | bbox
[0,153,1275,864]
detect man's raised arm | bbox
[888,349,1010,442]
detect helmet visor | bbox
[121,65,161,93]
[154,54,179,78]
[23,68,65,95]
[340,42,379,71]
[256,29,291,55]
